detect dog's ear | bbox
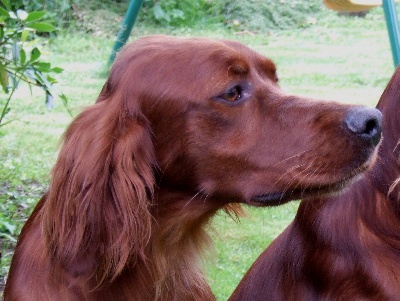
[42,71,156,283]
[376,67,400,156]
[373,67,400,199]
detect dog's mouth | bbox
[251,163,371,206]
[252,182,346,206]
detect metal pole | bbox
[383,0,400,67]
[108,0,144,65]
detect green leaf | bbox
[21,29,30,42]
[0,232,17,242]
[0,63,9,93]
[30,47,41,62]
[26,22,56,32]
[60,93,68,105]
[33,62,51,72]
[45,75,56,84]
[19,48,26,65]
[0,219,16,235]
[25,11,46,23]
[35,70,51,86]
[59,92,72,116]
[50,67,63,73]
[0,26,3,41]
[0,0,10,11]
[0,6,9,17]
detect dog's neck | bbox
[136,188,240,300]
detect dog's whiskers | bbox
[269,149,312,170]
[184,189,206,208]
[278,157,322,201]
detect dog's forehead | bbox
[114,36,279,100]
[125,36,277,78]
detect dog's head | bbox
[99,35,381,206]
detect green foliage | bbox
[9,0,332,33]
[72,7,125,37]
[10,0,75,27]
[69,0,129,37]
[0,182,43,247]
[0,0,69,126]
[139,0,224,28]
[137,0,326,31]
[223,0,325,31]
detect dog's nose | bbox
[344,107,382,146]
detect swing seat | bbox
[324,0,382,12]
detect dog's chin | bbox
[250,163,371,206]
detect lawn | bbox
[0,7,394,300]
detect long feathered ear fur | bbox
[42,74,156,284]
[373,66,400,200]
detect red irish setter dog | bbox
[230,68,400,300]
[4,35,382,301]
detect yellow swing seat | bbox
[323,0,382,12]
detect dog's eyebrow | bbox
[260,58,276,72]
[257,57,277,79]
[228,62,249,75]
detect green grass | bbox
[0,6,394,299]
[207,204,299,299]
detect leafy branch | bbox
[0,0,70,127]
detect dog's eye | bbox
[220,86,242,102]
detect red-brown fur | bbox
[230,68,400,301]
[4,35,381,301]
